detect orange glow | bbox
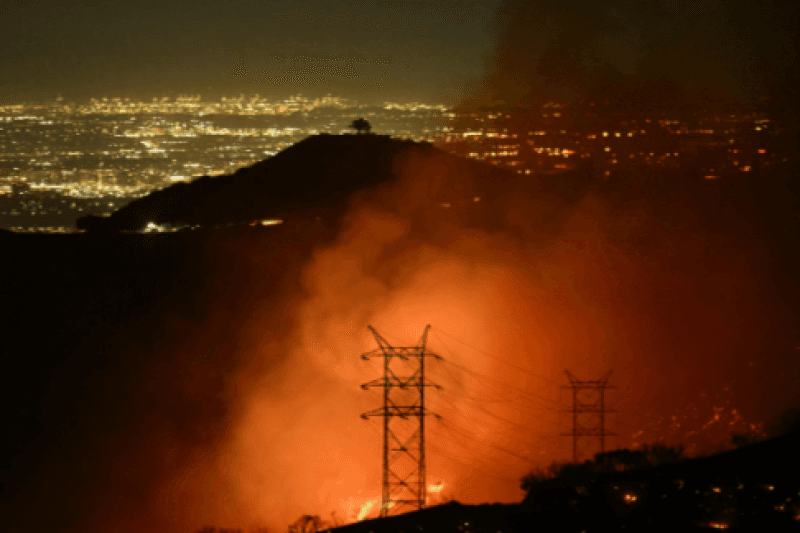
[709,522,729,529]
[429,481,445,493]
[357,500,375,521]
[249,219,283,226]
[71,138,789,533]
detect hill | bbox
[76,134,524,233]
[329,431,800,532]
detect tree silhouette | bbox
[350,117,371,134]
[520,461,564,492]
[522,442,687,499]
[641,442,685,467]
[288,514,328,533]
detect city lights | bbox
[0,93,789,234]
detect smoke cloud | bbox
[455,0,800,119]
[5,146,798,533]
[119,152,795,531]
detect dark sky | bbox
[462,0,799,114]
[0,0,498,104]
[1,0,797,106]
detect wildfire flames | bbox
[356,500,374,522]
[348,481,446,522]
[628,385,767,456]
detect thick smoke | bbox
[92,147,792,532]
[455,0,800,120]
[5,149,797,533]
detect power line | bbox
[429,358,560,437]
[447,391,551,433]
[442,359,561,412]
[434,361,560,421]
[440,384,557,422]
[365,414,520,484]
[432,391,548,443]
[421,379,556,467]
[432,420,529,472]
[439,418,541,466]
[426,440,523,485]
[430,327,562,387]
[440,416,556,457]
[424,330,566,461]
[433,407,559,461]
[430,332,562,410]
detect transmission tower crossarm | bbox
[362,348,409,361]
[361,377,442,390]
[361,376,406,389]
[362,405,440,418]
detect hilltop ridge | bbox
[76,134,519,233]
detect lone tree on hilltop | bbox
[350,117,371,134]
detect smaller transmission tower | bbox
[361,325,441,518]
[561,370,616,463]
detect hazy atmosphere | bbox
[2,1,799,532]
[2,0,797,109]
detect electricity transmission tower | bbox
[561,370,616,463]
[361,325,441,518]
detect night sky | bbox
[0,0,496,103]
[2,0,798,108]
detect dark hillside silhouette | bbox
[77,134,525,233]
[75,134,800,271]
[327,432,800,532]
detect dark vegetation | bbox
[330,431,800,532]
[520,442,687,493]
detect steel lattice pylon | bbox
[361,325,441,518]
[561,370,617,463]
